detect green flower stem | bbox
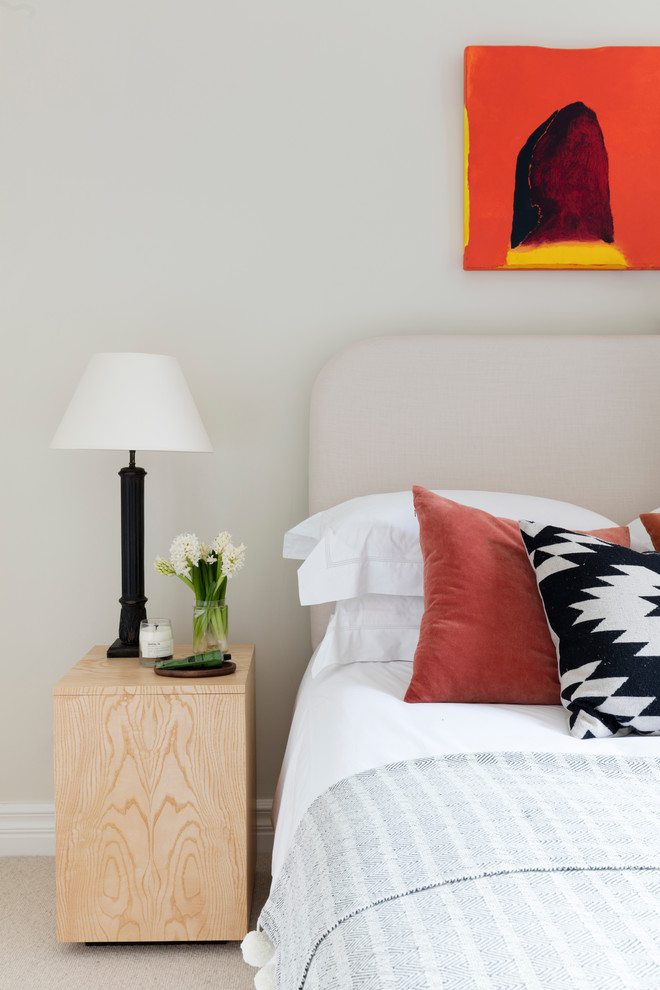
[211,603,228,647]
[208,574,227,601]
[193,601,228,654]
[191,559,205,600]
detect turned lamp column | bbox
[109,451,147,657]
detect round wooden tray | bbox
[154,661,236,678]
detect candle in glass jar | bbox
[139,618,174,666]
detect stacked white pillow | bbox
[284,489,656,677]
[310,594,425,677]
[284,490,627,604]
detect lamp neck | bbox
[129,449,136,468]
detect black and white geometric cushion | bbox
[519,520,660,739]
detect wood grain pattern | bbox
[54,645,256,942]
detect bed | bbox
[245,335,660,989]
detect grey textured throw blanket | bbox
[260,752,660,989]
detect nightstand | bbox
[53,644,256,942]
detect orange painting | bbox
[464,46,660,270]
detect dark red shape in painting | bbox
[515,101,614,248]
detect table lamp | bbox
[51,352,213,657]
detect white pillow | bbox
[284,490,619,606]
[311,594,424,676]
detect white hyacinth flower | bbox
[211,531,232,557]
[222,542,247,578]
[169,532,202,577]
[154,556,176,576]
[199,542,217,565]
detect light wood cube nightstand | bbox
[53,644,256,943]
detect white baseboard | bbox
[256,797,274,854]
[0,799,274,857]
[0,804,56,856]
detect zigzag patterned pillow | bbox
[519,521,660,739]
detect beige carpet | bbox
[0,855,272,989]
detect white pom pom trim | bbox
[241,928,276,969]
[254,960,276,990]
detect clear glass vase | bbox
[193,600,228,654]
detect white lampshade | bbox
[51,353,213,452]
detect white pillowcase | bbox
[284,489,620,606]
[311,595,424,677]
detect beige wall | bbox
[2,1,660,806]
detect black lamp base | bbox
[107,638,140,658]
[106,452,147,660]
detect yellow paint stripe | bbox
[505,241,629,269]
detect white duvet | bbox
[271,658,660,879]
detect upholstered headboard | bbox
[308,334,660,646]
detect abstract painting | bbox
[464,46,660,270]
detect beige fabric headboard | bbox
[308,334,660,647]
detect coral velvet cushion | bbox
[404,487,630,705]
